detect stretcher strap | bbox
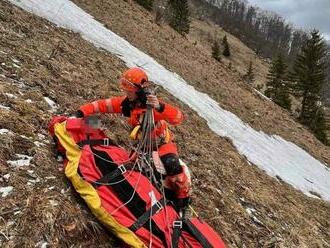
[129,197,168,232]
[92,164,130,188]
[184,219,213,248]
[77,138,115,147]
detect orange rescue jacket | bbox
[79,96,184,142]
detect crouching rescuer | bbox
[76,67,191,210]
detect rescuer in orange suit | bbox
[76,67,191,209]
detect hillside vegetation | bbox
[0,1,330,247]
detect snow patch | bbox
[28,178,40,184]
[3,174,11,180]
[20,134,32,139]
[6,221,15,227]
[245,207,264,226]
[246,207,256,215]
[0,186,13,197]
[37,133,48,142]
[36,241,48,248]
[0,104,10,111]
[43,96,57,112]
[7,154,33,167]
[0,129,13,135]
[49,199,58,206]
[10,0,330,202]
[4,93,17,99]
[37,133,45,139]
[12,58,20,64]
[45,176,56,180]
[34,141,45,147]
[12,63,20,68]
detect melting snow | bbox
[12,63,20,68]
[43,96,57,112]
[6,221,15,227]
[34,141,45,147]
[37,133,46,139]
[36,241,48,248]
[12,58,20,64]
[4,93,17,98]
[0,129,13,135]
[20,134,33,140]
[9,0,330,201]
[41,242,48,248]
[49,199,58,206]
[28,178,41,184]
[0,186,13,197]
[245,207,264,226]
[37,133,49,143]
[45,176,56,180]
[0,104,10,110]
[246,207,257,215]
[3,174,11,180]
[7,154,33,167]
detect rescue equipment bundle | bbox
[48,113,226,247]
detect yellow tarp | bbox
[54,121,146,248]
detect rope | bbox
[138,105,174,247]
[72,89,177,246]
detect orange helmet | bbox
[119,67,148,92]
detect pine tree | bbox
[212,39,221,61]
[244,61,254,84]
[290,30,328,144]
[265,54,291,110]
[313,105,328,144]
[168,0,190,35]
[222,35,231,57]
[135,0,153,11]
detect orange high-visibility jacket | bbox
[79,96,184,142]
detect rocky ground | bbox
[0,1,330,247]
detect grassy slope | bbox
[189,19,270,89]
[0,1,329,247]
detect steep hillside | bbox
[71,0,330,165]
[1,1,330,247]
[188,19,270,89]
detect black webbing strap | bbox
[129,198,168,232]
[77,138,115,147]
[184,219,213,248]
[92,164,128,188]
[171,219,183,248]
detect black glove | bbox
[73,110,84,118]
[175,197,191,211]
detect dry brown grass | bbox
[0,0,329,247]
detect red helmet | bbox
[119,67,148,92]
